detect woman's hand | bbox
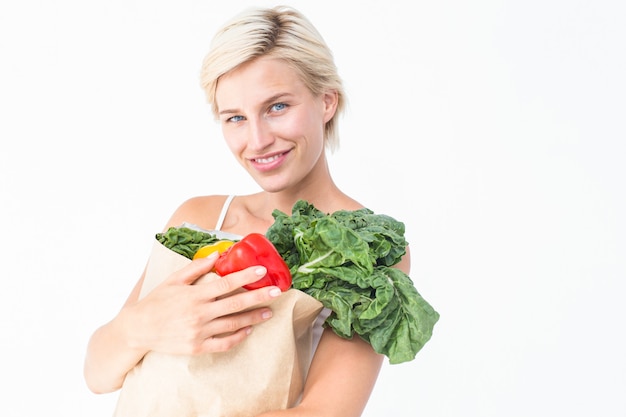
[125,251,282,355]
[84,251,282,394]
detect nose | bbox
[247,118,274,151]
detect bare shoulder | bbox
[337,195,365,211]
[335,195,412,274]
[316,193,365,214]
[162,195,231,231]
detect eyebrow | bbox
[218,92,293,116]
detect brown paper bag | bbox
[113,240,324,417]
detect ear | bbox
[322,89,339,123]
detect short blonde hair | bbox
[200,6,345,151]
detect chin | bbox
[255,178,291,194]
[249,169,279,187]
[261,184,287,194]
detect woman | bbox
[84,6,411,416]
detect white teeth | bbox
[255,154,280,164]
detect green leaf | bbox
[155,227,221,259]
[267,200,440,364]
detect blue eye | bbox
[228,115,245,123]
[271,103,287,112]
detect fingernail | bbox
[255,266,267,276]
[262,310,273,319]
[246,327,253,335]
[269,287,282,297]
[206,251,219,259]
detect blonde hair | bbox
[200,6,345,151]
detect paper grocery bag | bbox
[113,240,323,417]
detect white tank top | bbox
[214,195,236,231]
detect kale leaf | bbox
[266,200,440,364]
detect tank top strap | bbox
[214,195,235,231]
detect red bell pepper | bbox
[214,233,292,291]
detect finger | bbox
[198,307,274,353]
[193,272,221,286]
[201,285,282,328]
[165,251,220,286]
[200,326,253,353]
[204,265,270,298]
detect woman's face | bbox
[215,56,337,193]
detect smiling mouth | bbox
[252,152,287,164]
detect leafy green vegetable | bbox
[266,200,439,364]
[156,226,223,259]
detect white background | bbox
[1,0,625,415]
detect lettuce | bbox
[266,200,439,364]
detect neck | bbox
[263,182,340,214]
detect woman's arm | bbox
[255,330,384,417]
[83,269,151,393]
